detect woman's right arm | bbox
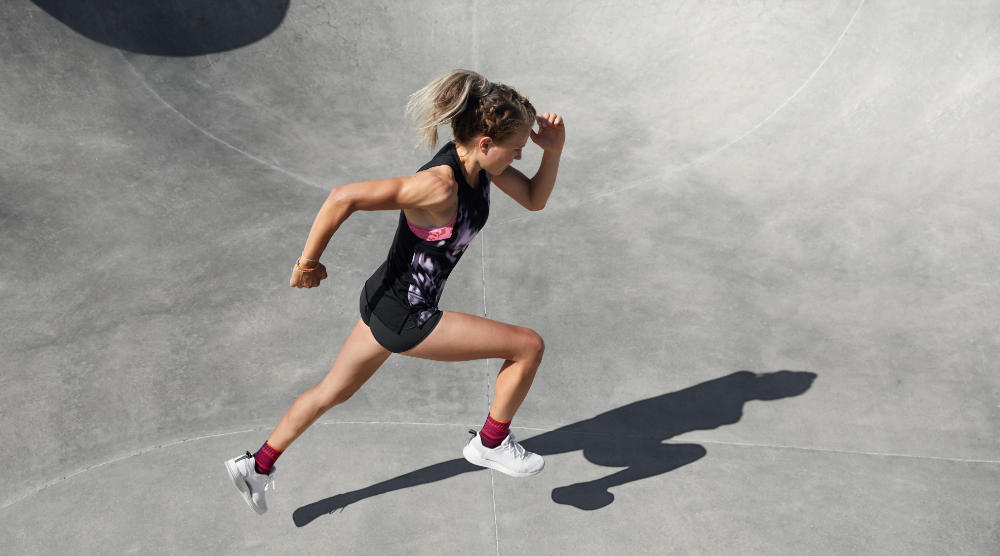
[291,170,453,288]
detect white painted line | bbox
[117,51,327,191]
[6,413,995,511]
[498,0,869,225]
[0,428,258,511]
[513,426,1000,465]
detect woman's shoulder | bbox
[418,163,458,188]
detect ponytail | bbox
[406,69,535,149]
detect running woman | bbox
[225,69,565,514]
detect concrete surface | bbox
[2,0,998,554]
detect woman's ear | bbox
[477,136,493,153]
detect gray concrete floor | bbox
[2,1,998,554]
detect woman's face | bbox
[485,127,530,174]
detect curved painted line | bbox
[117,51,328,191]
[686,0,868,168]
[498,0,867,225]
[512,426,1000,464]
[0,420,473,511]
[0,428,256,511]
[5,412,995,511]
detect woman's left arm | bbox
[528,113,565,211]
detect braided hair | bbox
[406,69,536,149]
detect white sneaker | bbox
[224,451,277,515]
[463,429,544,477]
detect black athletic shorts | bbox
[360,287,443,353]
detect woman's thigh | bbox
[401,310,542,362]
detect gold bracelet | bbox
[296,257,317,272]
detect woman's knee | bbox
[313,382,354,411]
[520,328,545,361]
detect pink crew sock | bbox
[253,441,282,475]
[479,413,511,449]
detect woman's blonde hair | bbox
[405,69,536,149]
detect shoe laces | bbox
[262,472,276,492]
[501,434,527,460]
[243,451,277,492]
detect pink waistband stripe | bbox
[407,213,457,241]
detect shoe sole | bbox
[463,444,544,478]
[225,458,266,515]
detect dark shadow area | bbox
[293,370,816,525]
[31,0,289,56]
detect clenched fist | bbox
[290,261,328,288]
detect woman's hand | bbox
[289,260,328,288]
[530,113,565,154]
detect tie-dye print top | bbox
[361,141,491,333]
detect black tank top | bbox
[362,141,491,333]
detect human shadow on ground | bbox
[31,0,289,56]
[293,370,815,526]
